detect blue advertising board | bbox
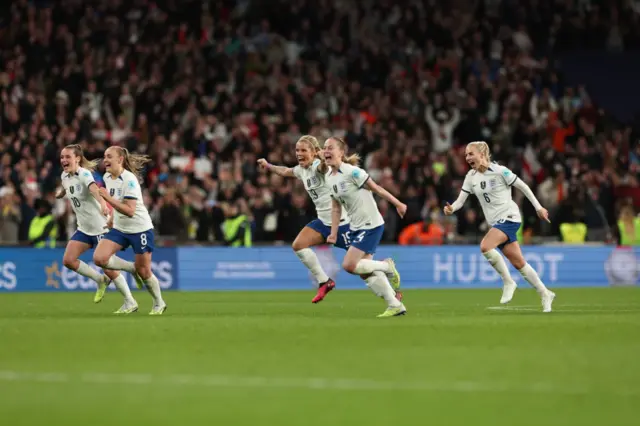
[177,245,640,291]
[1,245,638,292]
[0,248,178,292]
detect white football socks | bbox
[112,274,136,304]
[295,248,330,286]
[483,249,514,283]
[104,256,136,273]
[518,263,549,293]
[74,260,103,283]
[353,259,390,275]
[365,272,401,308]
[143,274,165,305]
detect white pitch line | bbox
[486,306,640,313]
[0,370,637,397]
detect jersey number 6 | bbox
[483,193,491,203]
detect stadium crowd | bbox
[1,0,640,247]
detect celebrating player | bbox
[257,135,353,303]
[93,146,167,315]
[57,144,138,309]
[444,141,556,312]
[324,136,407,318]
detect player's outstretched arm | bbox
[512,178,550,222]
[257,159,295,178]
[327,198,342,244]
[364,179,407,218]
[445,191,470,215]
[55,188,66,199]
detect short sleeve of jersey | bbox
[461,172,473,194]
[292,165,302,179]
[497,165,518,186]
[123,177,140,199]
[78,169,96,188]
[350,165,370,188]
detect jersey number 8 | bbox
[140,234,147,247]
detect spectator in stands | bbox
[617,205,640,246]
[154,189,187,241]
[398,210,445,246]
[0,185,21,243]
[559,209,588,244]
[28,199,57,248]
[0,0,638,247]
[221,201,252,248]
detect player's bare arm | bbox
[98,187,135,218]
[364,179,407,218]
[257,159,295,177]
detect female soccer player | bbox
[93,146,167,315]
[257,135,353,303]
[57,144,138,311]
[443,141,556,312]
[324,136,408,318]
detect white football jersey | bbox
[61,167,106,236]
[104,169,154,234]
[326,163,384,231]
[293,159,349,226]
[461,163,521,226]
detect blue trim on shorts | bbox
[349,225,384,255]
[103,228,155,254]
[305,219,351,250]
[70,230,104,248]
[493,221,521,250]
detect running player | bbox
[93,147,167,315]
[257,135,354,303]
[444,141,556,312]
[324,136,407,318]
[57,144,138,309]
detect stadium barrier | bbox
[0,245,637,292]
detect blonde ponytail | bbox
[115,147,151,181]
[343,153,361,166]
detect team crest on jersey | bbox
[339,181,347,191]
[306,176,319,188]
[489,179,497,189]
[480,181,486,190]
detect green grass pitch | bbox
[0,287,639,426]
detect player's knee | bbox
[291,239,308,252]
[62,255,78,270]
[479,240,493,254]
[342,260,357,274]
[93,252,109,268]
[359,273,372,280]
[104,269,119,280]
[136,265,152,280]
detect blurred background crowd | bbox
[1,0,640,247]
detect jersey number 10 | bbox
[71,197,81,208]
